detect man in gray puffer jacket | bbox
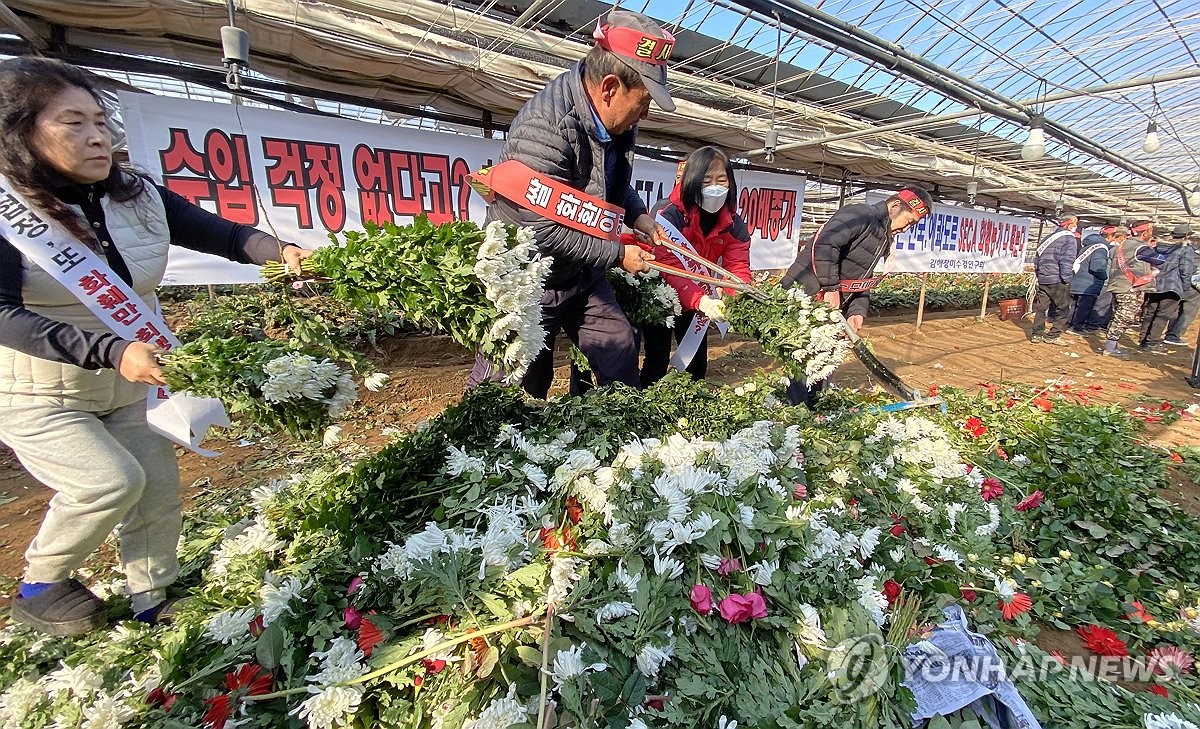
[468,9,672,398]
[1030,214,1080,345]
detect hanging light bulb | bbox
[763,128,778,165]
[1021,114,1045,161]
[1143,120,1161,153]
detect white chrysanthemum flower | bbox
[718,716,739,729]
[994,576,1017,602]
[464,685,528,729]
[748,560,779,587]
[1011,454,1030,466]
[548,644,607,691]
[261,574,304,626]
[0,677,44,725]
[858,526,882,560]
[42,662,103,699]
[854,576,888,627]
[829,468,851,486]
[889,547,906,563]
[291,685,364,729]
[608,521,635,549]
[738,505,756,528]
[595,601,638,623]
[653,550,684,580]
[363,372,390,392]
[1144,714,1199,729]
[629,718,649,729]
[249,477,292,509]
[204,607,257,644]
[796,604,829,648]
[636,640,675,681]
[322,425,343,447]
[445,445,486,476]
[975,503,1001,537]
[612,561,641,596]
[547,556,581,607]
[80,692,134,729]
[699,553,722,571]
[521,463,548,491]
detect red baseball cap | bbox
[593,10,676,112]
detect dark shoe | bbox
[1140,344,1169,355]
[1164,336,1187,346]
[10,579,106,636]
[137,596,191,627]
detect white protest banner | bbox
[121,94,804,284]
[865,192,1030,274]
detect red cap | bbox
[897,188,930,218]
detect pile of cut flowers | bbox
[3,376,1200,729]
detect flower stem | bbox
[535,604,555,729]
[245,614,537,702]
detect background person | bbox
[1137,224,1196,354]
[1065,225,1122,336]
[1102,220,1156,358]
[1164,224,1198,347]
[1030,215,1080,345]
[0,57,310,635]
[778,185,933,406]
[640,145,751,385]
[467,9,672,398]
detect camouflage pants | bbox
[1105,292,1144,342]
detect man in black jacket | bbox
[467,9,671,398]
[780,185,933,405]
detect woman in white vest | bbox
[0,57,310,635]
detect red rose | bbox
[689,584,714,615]
[960,585,977,602]
[343,606,363,631]
[883,579,902,607]
[565,496,583,524]
[248,614,265,638]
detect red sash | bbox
[1115,245,1153,287]
[839,277,882,293]
[466,160,624,240]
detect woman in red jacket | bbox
[641,146,752,384]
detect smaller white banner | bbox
[867,193,1031,274]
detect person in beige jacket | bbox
[0,57,310,635]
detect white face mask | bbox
[699,185,728,213]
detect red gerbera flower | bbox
[1170,452,1184,464]
[980,478,1004,502]
[1146,684,1170,699]
[1126,601,1155,624]
[963,417,987,438]
[423,658,448,674]
[998,593,1032,620]
[1161,400,1174,411]
[1077,625,1129,657]
[928,384,939,396]
[201,664,272,729]
[1031,396,1053,412]
[358,616,384,658]
[1015,491,1044,512]
[565,496,583,524]
[996,447,1009,461]
[201,694,232,729]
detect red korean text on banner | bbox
[466,160,624,241]
[159,128,258,225]
[738,187,797,242]
[262,138,348,232]
[353,145,474,226]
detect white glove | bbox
[697,296,726,322]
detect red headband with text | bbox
[593,23,675,65]
[897,189,929,218]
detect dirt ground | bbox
[2,308,1199,601]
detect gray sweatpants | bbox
[0,399,180,614]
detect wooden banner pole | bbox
[916,272,929,329]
